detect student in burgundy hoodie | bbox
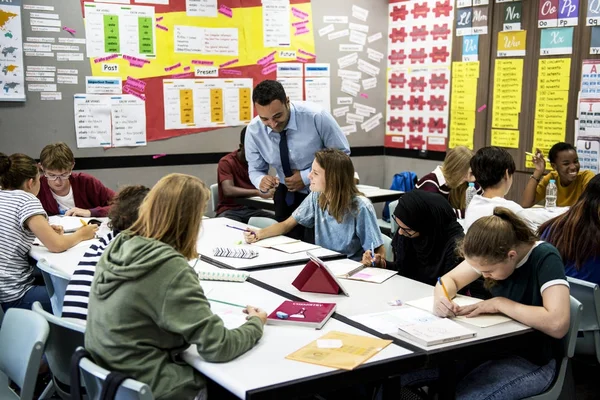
[37,142,115,217]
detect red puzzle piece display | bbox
[389,49,408,65]
[390,4,409,21]
[411,2,430,18]
[387,117,405,132]
[409,48,427,64]
[430,46,450,63]
[408,116,426,133]
[408,77,427,92]
[427,117,447,133]
[410,26,428,41]
[429,73,449,89]
[389,27,408,43]
[431,23,451,40]
[388,95,406,110]
[407,135,426,150]
[427,95,448,111]
[408,95,426,110]
[389,73,408,89]
[433,0,452,17]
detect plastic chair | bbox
[0,307,4,326]
[210,183,219,214]
[248,216,278,229]
[32,302,85,399]
[75,347,154,400]
[525,296,582,399]
[382,234,393,261]
[0,308,50,400]
[388,200,399,235]
[567,277,600,363]
[37,258,71,316]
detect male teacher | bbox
[245,80,350,240]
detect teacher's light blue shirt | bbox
[245,101,350,194]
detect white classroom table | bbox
[189,263,419,400]
[234,184,403,212]
[249,264,531,353]
[197,217,343,270]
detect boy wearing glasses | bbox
[37,142,115,217]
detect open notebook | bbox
[48,216,93,233]
[251,235,321,254]
[325,259,397,284]
[406,295,512,328]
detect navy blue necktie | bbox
[279,130,295,205]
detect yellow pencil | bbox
[80,219,88,227]
[438,277,450,300]
[525,152,550,162]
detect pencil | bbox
[207,298,246,308]
[438,277,450,300]
[80,219,88,227]
[525,152,550,162]
[226,224,256,236]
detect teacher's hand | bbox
[284,170,305,192]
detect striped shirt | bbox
[0,190,47,303]
[61,230,116,321]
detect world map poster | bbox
[0,0,25,102]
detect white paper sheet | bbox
[174,26,238,56]
[305,77,331,112]
[262,0,291,48]
[86,76,122,94]
[111,94,147,147]
[186,0,217,17]
[74,94,112,148]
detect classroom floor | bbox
[573,357,600,399]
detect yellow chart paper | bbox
[491,129,519,148]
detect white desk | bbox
[197,217,343,270]
[183,275,418,400]
[234,185,402,212]
[250,265,531,353]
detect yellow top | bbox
[535,170,595,207]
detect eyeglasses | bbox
[393,216,417,237]
[44,172,71,181]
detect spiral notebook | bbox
[196,264,250,282]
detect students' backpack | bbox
[382,171,417,222]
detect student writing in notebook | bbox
[539,174,600,285]
[244,149,384,261]
[85,174,266,400]
[61,185,149,322]
[362,191,464,286]
[522,142,594,208]
[415,146,480,218]
[37,142,115,217]
[434,207,570,399]
[0,153,97,313]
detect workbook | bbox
[325,259,397,284]
[48,216,94,233]
[267,300,336,329]
[251,235,300,248]
[406,295,512,328]
[352,307,476,347]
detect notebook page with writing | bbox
[271,241,321,254]
[251,236,300,248]
[325,259,396,283]
[406,295,512,328]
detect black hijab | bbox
[392,190,464,284]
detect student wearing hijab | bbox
[363,191,464,286]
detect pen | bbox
[438,277,450,300]
[80,219,88,227]
[226,224,256,236]
[525,152,550,162]
[370,242,375,267]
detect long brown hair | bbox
[442,146,473,210]
[539,174,600,269]
[314,149,361,223]
[0,153,39,190]
[128,174,209,259]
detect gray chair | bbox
[37,258,71,316]
[0,308,50,400]
[248,216,278,229]
[76,347,154,400]
[567,277,600,363]
[209,183,219,214]
[388,200,399,235]
[382,234,393,261]
[525,295,582,400]
[0,307,4,326]
[33,302,85,400]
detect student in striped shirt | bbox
[0,153,97,313]
[62,185,149,321]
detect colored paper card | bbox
[456,8,473,36]
[497,30,527,56]
[474,0,489,4]
[558,0,579,26]
[540,27,574,55]
[591,27,600,54]
[539,0,559,27]
[503,2,522,31]
[492,112,519,129]
[588,2,600,25]
[462,35,479,61]
[491,129,520,148]
[457,0,473,8]
[538,58,571,90]
[472,7,489,34]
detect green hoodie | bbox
[85,233,263,400]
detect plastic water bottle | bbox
[465,182,477,209]
[545,179,557,209]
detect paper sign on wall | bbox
[462,35,479,61]
[540,27,573,55]
[497,30,526,56]
[587,1,600,25]
[472,7,488,35]
[591,27,600,54]
[538,0,559,28]
[456,8,473,36]
[503,3,522,31]
[558,0,579,26]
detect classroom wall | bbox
[0,0,390,193]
